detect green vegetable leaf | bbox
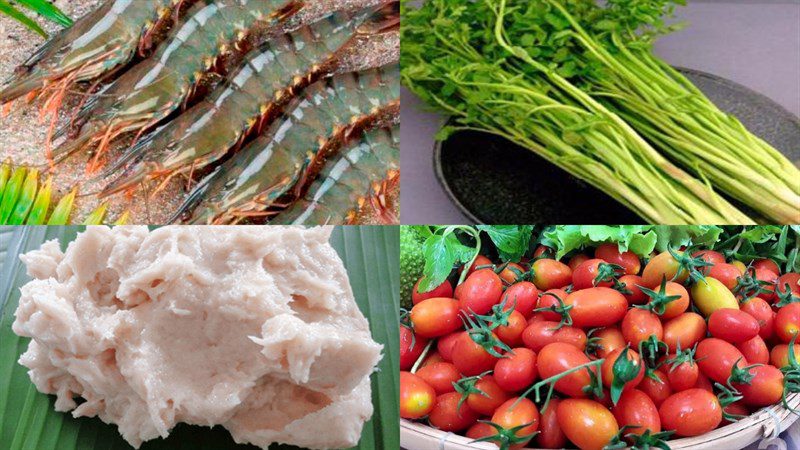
[420,231,473,291]
[477,225,533,262]
[542,225,658,260]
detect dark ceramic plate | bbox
[434,68,800,224]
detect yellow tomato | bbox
[691,277,739,317]
[731,260,747,274]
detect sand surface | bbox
[0,0,398,224]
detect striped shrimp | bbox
[96,2,397,198]
[269,125,399,225]
[170,64,399,224]
[0,0,195,139]
[55,0,304,171]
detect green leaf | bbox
[0,0,46,37]
[542,225,658,260]
[476,225,533,262]
[82,202,108,225]
[25,177,51,225]
[45,189,75,225]
[15,0,72,27]
[420,232,473,291]
[0,226,398,450]
[8,169,38,225]
[0,166,27,224]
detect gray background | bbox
[400,0,800,224]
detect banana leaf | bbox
[0,226,399,450]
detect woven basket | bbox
[401,393,800,450]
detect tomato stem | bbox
[410,340,434,374]
[514,358,605,413]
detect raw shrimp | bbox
[0,0,194,136]
[171,64,399,224]
[97,2,397,197]
[56,0,304,171]
[269,125,399,225]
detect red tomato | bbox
[568,253,590,272]
[466,375,511,416]
[612,389,661,437]
[621,308,663,348]
[437,331,462,362]
[416,362,460,395]
[708,308,759,343]
[452,331,501,376]
[737,335,769,365]
[522,321,588,352]
[752,258,781,276]
[694,373,715,392]
[501,281,539,318]
[651,281,690,319]
[538,343,596,398]
[596,243,641,275]
[601,347,645,394]
[770,343,798,368]
[491,398,540,449]
[692,249,725,267]
[592,327,626,359]
[662,312,706,353]
[776,273,800,297]
[775,303,800,343]
[573,258,617,290]
[735,365,784,407]
[400,326,428,371]
[755,268,779,301]
[465,422,495,440]
[399,372,435,419]
[429,392,479,431]
[659,389,722,437]
[463,255,492,276]
[722,401,750,425]
[410,297,462,338]
[619,274,647,304]
[696,338,748,384]
[639,369,672,407]
[494,310,527,348]
[531,259,573,291]
[741,297,775,340]
[537,288,570,322]
[708,262,743,290]
[494,347,538,392]
[499,262,526,284]
[641,251,689,288]
[536,398,567,449]
[666,360,699,392]
[564,287,628,328]
[419,351,445,369]
[557,399,619,450]
[412,278,454,305]
[458,269,503,316]
[534,245,554,259]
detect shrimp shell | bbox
[56,0,304,169]
[97,3,395,197]
[269,125,399,225]
[175,64,399,224]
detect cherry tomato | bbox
[662,312,706,353]
[465,422,495,441]
[412,278,454,305]
[410,297,462,338]
[557,399,619,450]
[707,262,743,290]
[776,273,800,297]
[537,288,570,322]
[741,297,775,340]
[466,375,511,416]
[752,258,780,276]
[708,308,759,344]
[592,327,626,359]
[666,360,699,392]
[722,401,750,425]
[463,255,492,276]
[601,347,645,394]
[649,281,690,320]
[619,274,647,304]
[494,347,538,392]
[776,303,800,343]
[501,281,539,318]
[538,343,596,398]
[400,326,428,371]
[621,308,663,348]
[437,331,462,362]
[452,331,501,376]
[531,259,572,291]
[458,269,503,316]
[490,398,540,449]
[696,338,748,384]
[522,321,587,352]
[642,250,688,288]
[499,262,526,284]
[400,371,435,419]
[536,397,566,449]
[659,389,721,437]
[694,373,715,392]
[612,389,660,437]
[731,260,747,273]
[770,343,798,369]
[419,351,445,369]
[493,309,527,348]
[568,253,590,272]
[692,249,725,267]
[639,369,672,407]
[533,245,554,259]
[596,243,641,275]
[754,268,778,301]
[737,335,769,365]
[565,287,628,328]
[429,391,479,431]
[691,277,739,317]
[573,258,617,290]
[735,365,784,407]
[416,362,460,395]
